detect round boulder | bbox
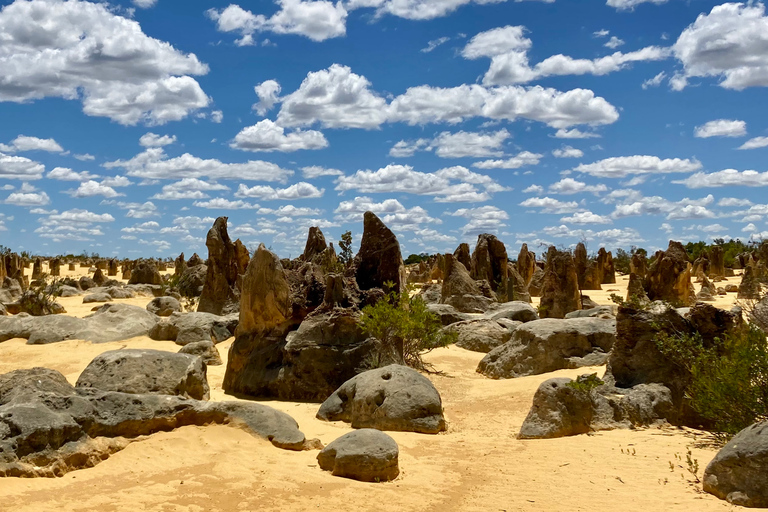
[317,429,399,482]
[178,340,223,366]
[147,296,182,317]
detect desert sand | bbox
[0,263,743,511]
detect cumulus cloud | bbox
[554,128,601,139]
[74,153,96,161]
[642,71,667,89]
[230,119,328,152]
[301,166,343,178]
[610,193,716,220]
[672,3,768,90]
[523,184,544,194]
[673,169,768,188]
[421,37,450,53]
[133,0,158,8]
[559,211,612,224]
[5,190,50,206]
[519,196,580,214]
[0,135,64,154]
[253,80,282,116]
[462,25,669,86]
[738,136,768,150]
[389,139,431,158]
[46,167,99,181]
[207,1,347,44]
[604,36,625,49]
[103,148,293,182]
[193,198,260,209]
[694,119,747,138]
[66,180,122,198]
[472,151,543,169]
[235,181,324,200]
[552,145,584,158]
[574,155,701,178]
[390,129,511,158]
[139,133,177,147]
[0,0,210,125]
[151,178,229,200]
[449,205,509,237]
[607,0,668,11]
[334,196,440,230]
[0,152,45,180]
[548,178,607,195]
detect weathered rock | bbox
[630,253,647,278]
[440,254,490,313]
[738,265,761,300]
[179,340,223,366]
[0,277,23,303]
[317,429,399,482]
[417,283,442,305]
[598,248,616,284]
[105,286,134,299]
[582,261,603,291]
[539,247,581,319]
[76,349,210,400]
[471,234,508,301]
[477,318,615,379]
[300,226,328,263]
[444,318,519,353]
[107,259,118,277]
[31,258,42,280]
[704,421,768,507]
[626,272,650,304]
[177,263,207,298]
[49,258,61,277]
[574,242,588,289]
[565,306,615,319]
[127,262,162,286]
[697,275,717,302]
[528,266,545,297]
[426,303,473,326]
[82,293,112,304]
[146,296,182,316]
[148,311,235,345]
[354,211,406,293]
[0,368,311,477]
[174,253,187,276]
[709,246,725,278]
[75,304,159,344]
[506,263,531,303]
[516,244,536,287]
[485,301,539,323]
[453,243,471,270]
[644,241,695,306]
[317,365,445,434]
[725,284,738,293]
[198,217,242,316]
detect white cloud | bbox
[334,196,440,230]
[193,198,260,209]
[46,167,99,181]
[133,0,158,8]
[554,128,601,139]
[0,0,210,125]
[738,136,768,150]
[694,119,747,138]
[139,133,177,147]
[235,181,324,200]
[173,216,216,230]
[610,193,716,220]
[230,119,328,152]
[450,205,509,237]
[253,80,281,116]
[520,196,580,214]
[122,221,160,234]
[462,25,669,86]
[103,148,293,182]
[259,205,322,216]
[719,197,753,207]
[66,180,122,198]
[574,155,701,178]
[552,145,584,158]
[101,175,132,187]
[523,184,543,194]
[301,165,343,178]
[389,139,431,158]
[0,135,64,154]
[607,0,668,11]
[549,178,607,195]
[102,200,159,219]
[73,153,96,161]
[642,71,666,89]
[673,169,768,188]
[421,37,450,53]
[0,152,45,180]
[432,129,510,158]
[151,178,229,200]
[604,36,625,49]
[559,211,612,224]
[207,1,347,43]
[473,151,543,169]
[5,190,50,206]
[673,3,768,90]
[593,29,610,38]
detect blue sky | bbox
[2,0,768,259]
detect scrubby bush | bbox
[359,283,456,372]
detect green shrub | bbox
[566,373,604,393]
[359,284,455,372]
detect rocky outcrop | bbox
[477,318,615,379]
[528,266,545,297]
[644,241,695,306]
[317,365,445,434]
[198,217,243,315]
[49,258,61,277]
[506,263,532,302]
[539,247,581,319]
[738,265,761,300]
[454,243,471,270]
[127,261,162,285]
[440,254,493,313]
[517,244,536,288]
[179,340,223,366]
[177,263,207,298]
[704,421,768,507]
[598,248,616,284]
[354,212,406,293]
[76,349,210,400]
[149,311,236,345]
[107,259,118,277]
[0,368,311,477]
[317,430,399,482]
[300,226,328,263]
[471,234,508,301]
[146,296,182,316]
[630,253,647,278]
[174,253,187,276]
[31,258,42,280]
[709,246,725,278]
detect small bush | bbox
[566,373,604,394]
[359,283,456,372]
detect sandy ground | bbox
[0,263,744,511]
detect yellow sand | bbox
[0,263,743,511]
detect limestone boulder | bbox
[353,211,406,293]
[178,340,223,366]
[317,429,399,483]
[539,247,581,319]
[146,296,182,316]
[644,241,695,306]
[444,318,520,353]
[197,217,243,315]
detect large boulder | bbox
[539,247,581,319]
[444,318,519,353]
[440,254,492,313]
[76,349,210,400]
[179,340,223,366]
[146,296,182,316]
[477,317,615,379]
[317,429,399,483]
[127,261,162,285]
[148,311,235,345]
[317,365,445,434]
[506,263,531,303]
[644,241,695,306]
[704,421,768,507]
[353,211,406,293]
[75,304,159,343]
[177,263,207,298]
[198,217,243,315]
[485,301,539,323]
[470,234,508,301]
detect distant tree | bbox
[339,231,353,266]
[404,253,430,265]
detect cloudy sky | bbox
[1,0,768,258]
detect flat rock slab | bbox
[83,293,113,304]
[149,311,236,346]
[76,349,210,400]
[317,364,445,434]
[444,318,520,353]
[317,429,399,482]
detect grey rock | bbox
[58,286,81,298]
[179,341,222,366]
[317,429,399,482]
[75,304,159,343]
[147,296,182,317]
[76,349,210,400]
[149,311,235,345]
[485,301,539,323]
[444,293,494,314]
[82,293,113,304]
[426,303,473,326]
[105,286,135,299]
[704,421,768,507]
[565,306,616,319]
[444,318,519,353]
[477,317,616,379]
[317,365,445,434]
